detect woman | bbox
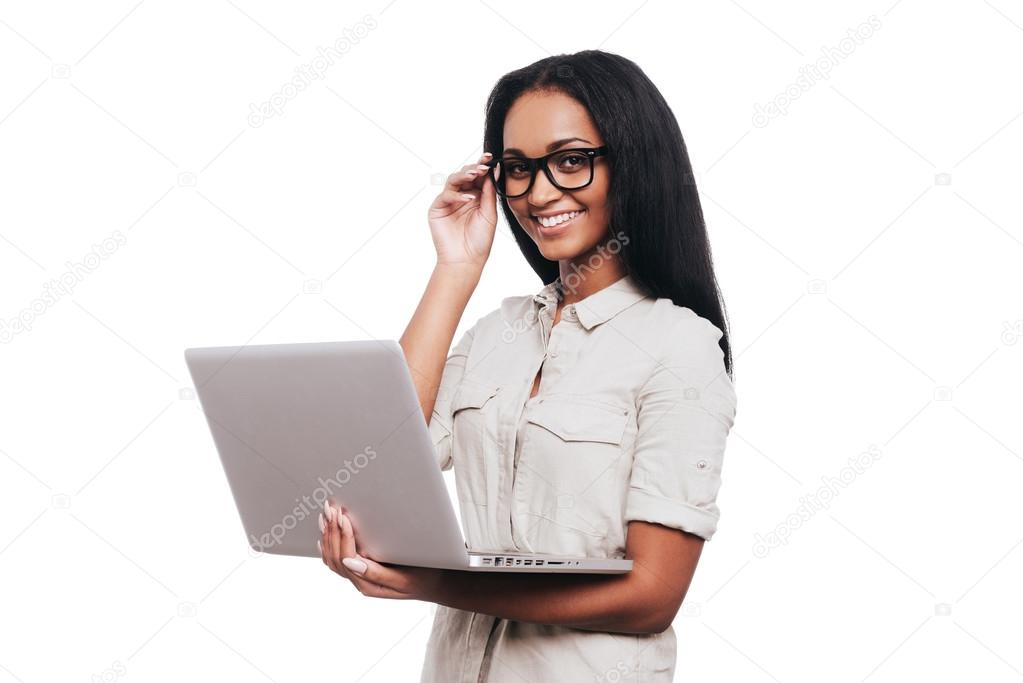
[319,49,737,681]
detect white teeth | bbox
[535,210,581,228]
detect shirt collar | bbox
[532,273,649,330]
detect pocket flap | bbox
[526,398,629,445]
[452,380,500,412]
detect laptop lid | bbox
[184,339,472,570]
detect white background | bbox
[2,1,1022,681]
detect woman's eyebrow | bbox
[503,137,593,156]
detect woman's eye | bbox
[557,154,586,172]
[506,161,529,176]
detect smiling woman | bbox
[319,49,737,683]
[491,92,615,262]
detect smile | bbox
[532,210,584,236]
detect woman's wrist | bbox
[433,260,485,281]
[425,568,461,606]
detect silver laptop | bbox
[184,339,632,574]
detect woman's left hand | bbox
[319,500,448,601]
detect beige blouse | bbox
[420,272,737,682]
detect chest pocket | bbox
[450,380,501,506]
[515,397,631,550]
[525,397,629,445]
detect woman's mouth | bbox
[531,210,585,237]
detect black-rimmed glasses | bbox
[484,145,609,198]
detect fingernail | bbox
[461,194,474,201]
[323,499,331,519]
[318,513,326,533]
[317,539,322,553]
[336,510,344,529]
[342,557,367,575]
[482,152,492,158]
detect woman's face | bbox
[501,90,611,263]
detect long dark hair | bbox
[482,49,734,379]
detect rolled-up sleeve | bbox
[624,315,737,541]
[428,324,476,471]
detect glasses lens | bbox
[496,158,531,198]
[547,149,594,190]
[494,150,594,197]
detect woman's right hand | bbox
[427,151,498,270]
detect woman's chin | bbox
[533,241,573,260]
[531,237,564,255]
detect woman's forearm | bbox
[430,567,666,635]
[399,263,482,422]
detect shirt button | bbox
[696,459,708,469]
[550,350,559,358]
